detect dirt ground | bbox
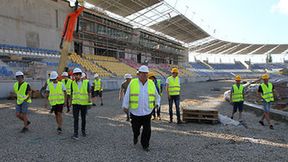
[0,80,287,162]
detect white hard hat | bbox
[50,71,58,79]
[94,73,99,78]
[73,68,82,74]
[124,74,132,79]
[15,71,24,77]
[138,65,149,73]
[81,73,86,79]
[62,72,68,77]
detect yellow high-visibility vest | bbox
[129,79,156,109]
[232,84,244,102]
[261,82,274,102]
[157,79,162,96]
[62,79,72,95]
[94,79,102,91]
[48,82,65,106]
[13,82,32,105]
[167,76,180,95]
[72,80,90,105]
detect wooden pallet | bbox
[182,108,219,124]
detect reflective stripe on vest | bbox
[261,82,274,102]
[62,79,72,95]
[168,76,180,95]
[232,84,244,102]
[13,82,32,105]
[94,79,102,91]
[48,82,64,106]
[72,80,90,105]
[129,79,156,109]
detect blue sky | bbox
[165,0,288,44]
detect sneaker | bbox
[20,127,28,133]
[269,125,274,130]
[100,103,103,106]
[57,128,62,134]
[143,147,150,152]
[177,120,183,124]
[27,121,31,126]
[92,103,96,106]
[71,134,79,140]
[126,118,130,122]
[82,131,87,137]
[66,108,70,113]
[133,138,138,145]
[151,116,155,120]
[259,121,264,126]
[157,116,161,120]
[169,119,173,123]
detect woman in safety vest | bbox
[46,71,67,134]
[14,71,32,133]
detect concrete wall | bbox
[0,0,71,50]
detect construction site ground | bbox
[0,80,287,161]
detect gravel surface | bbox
[0,80,287,162]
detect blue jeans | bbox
[168,95,180,121]
[16,101,29,113]
[263,101,272,112]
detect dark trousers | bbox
[130,113,151,149]
[73,104,87,135]
[152,106,161,117]
[168,95,180,121]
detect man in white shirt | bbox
[122,65,160,151]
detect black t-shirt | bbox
[18,82,31,95]
[258,83,274,94]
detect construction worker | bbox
[45,71,67,134]
[14,71,32,133]
[61,72,72,113]
[92,73,103,106]
[71,68,91,140]
[230,75,245,121]
[258,74,277,129]
[119,73,133,121]
[148,72,162,120]
[42,72,51,109]
[122,65,160,151]
[166,68,182,124]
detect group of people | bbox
[229,73,277,129]
[13,65,182,151]
[14,68,104,139]
[13,65,276,152]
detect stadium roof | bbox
[84,0,210,44]
[86,0,163,17]
[189,39,288,55]
[149,15,209,43]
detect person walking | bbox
[71,68,91,140]
[258,74,277,129]
[230,75,244,121]
[92,73,103,106]
[61,72,72,113]
[122,65,160,151]
[148,72,162,120]
[14,71,32,133]
[119,73,133,121]
[166,68,182,124]
[46,71,67,134]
